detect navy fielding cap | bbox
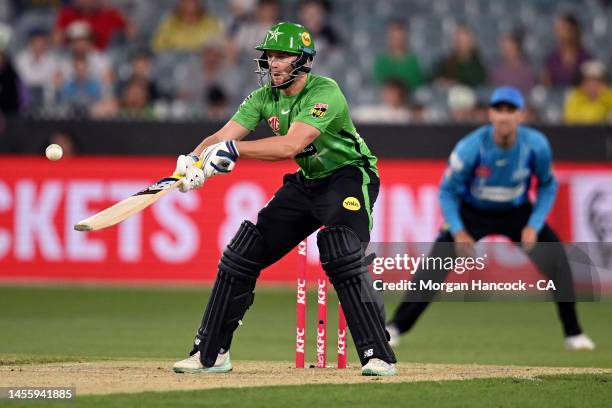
[489,86,524,109]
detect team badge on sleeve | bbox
[310,103,328,118]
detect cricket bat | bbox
[74,160,202,232]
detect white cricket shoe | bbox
[361,358,397,376]
[564,334,596,351]
[387,324,400,348]
[173,351,232,373]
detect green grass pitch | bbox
[1,286,610,406]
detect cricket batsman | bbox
[171,22,397,376]
[386,86,595,352]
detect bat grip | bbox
[171,159,204,178]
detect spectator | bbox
[59,54,103,114]
[225,0,257,38]
[48,130,77,157]
[0,48,20,115]
[12,0,62,17]
[57,21,113,93]
[118,48,161,102]
[206,86,230,121]
[175,40,241,109]
[152,0,222,53]
[228,0,280,63]
[352,79,414,124]
[447,84,485,123]
[107,0,158,39]
[16,29,59,109]
[118,78,153,118]
[54,0,135,50]
[298,0,340,52]
[432,24,487,88]
[298,0,341,76]
[563,60,612,124]
[541,13,591,87]
[373,19,424,92]
[59,55,102,116]
[490,32,536,95]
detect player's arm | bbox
[439,138,479,238]
[192,120,251,156]
[172,120,250,193]
[527,139,558,232]
[234,85,341,160]
[175,90,262,192]
[235,122,320,161]
[192,88,263,157]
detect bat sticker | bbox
[135,177,179,195]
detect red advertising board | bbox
[0,157,611,285]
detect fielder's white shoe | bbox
[387,324,400,347]
[173,351,232,373]
[361,358,397,376]
[564,334,596,351]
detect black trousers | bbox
[249,165,395,364]
[195,165,386,358]
[390,203,583,337]
[255,165,379,268]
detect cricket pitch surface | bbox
[2,361,611,395]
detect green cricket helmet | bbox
[254,22,316,89]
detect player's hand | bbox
[521,226,538,252]
[175,153,205,193]
[201,141,239,179]
[454,230,476,258]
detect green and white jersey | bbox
[231,74,378,179]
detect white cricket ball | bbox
[45,144,63,161]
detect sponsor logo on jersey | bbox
[295,143,317,158]
[267,116,280,134]
[511,167,531,182]
[301,31,312,46]
[310,103,328,118]
[495,159,508,166]
[342,196,361,211]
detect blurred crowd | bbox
[0,0,611,124]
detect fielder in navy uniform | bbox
[387,86,595,351]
